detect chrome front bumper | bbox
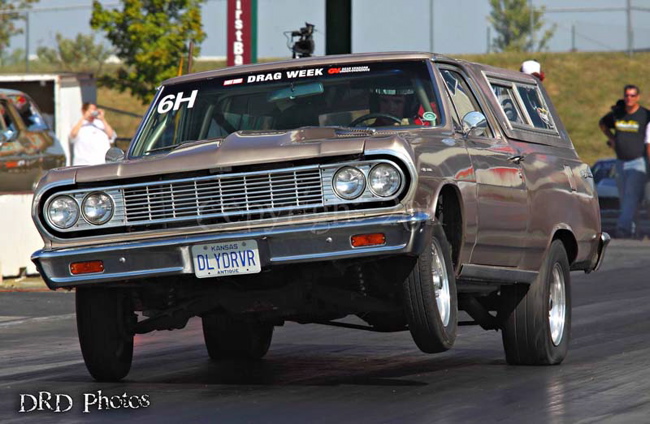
[32,212,432,289]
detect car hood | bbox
[36,127,420,190]
[72,128,370,184]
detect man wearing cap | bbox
[599,84,650,238]
[520,60,545,82]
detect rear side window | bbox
[488,78,557,133]
[516,85,555,130]
[492,85,523,124]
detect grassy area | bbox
[5,51,650,165]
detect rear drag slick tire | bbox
[501,240,571,365]
[202,313,274,360]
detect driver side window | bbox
[438,68,492,137]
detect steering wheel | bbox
[349,113,402,127]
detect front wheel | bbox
[76,287,135,381]
[500,240,571,365]
[403,222,458,353]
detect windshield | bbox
[7,94,49,131]
[130,60,443,157]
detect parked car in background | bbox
[0,89,66,192]
[592,158,619,210]
[31,52,609,382]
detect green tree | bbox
[489,0,555,52]
[0,0,38,56]
[0,47,25,66]
[90,0,206,104]
[36,33,111,73]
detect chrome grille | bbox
[123,168,324,223]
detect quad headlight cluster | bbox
[330,161,404,201]
[46,192,114,229]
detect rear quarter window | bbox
[516,85,555,130]
[487,78,557,134]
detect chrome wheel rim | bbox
[549,263,566,346]
[431,239,451,326]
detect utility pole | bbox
[571,23,576,52]
[529,0,535,52]
[24,12,29,72]
[429,0,434,53]
[627,0,633,55]
[487,26,491,54]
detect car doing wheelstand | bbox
[31,52,609,381]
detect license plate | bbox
[191,240,261,278]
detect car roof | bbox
[0,88,31,98]
[162,51,539,88]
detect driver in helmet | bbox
[370,87,439,127]
[370,87,414,126]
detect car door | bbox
[437,66,528,267]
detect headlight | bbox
[368,164,402,197]
[333,166,366,200]
[82,192,114,225]
[47,195,79,229]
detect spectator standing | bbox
[69,103,116,166]
[599,84,650,238]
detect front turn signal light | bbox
[351,233,386,248]
[70,261,104,275]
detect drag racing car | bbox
[31,52,609,381]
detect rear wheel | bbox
[501,240,571,365]
[202,313,274,360]
[403,222,458,353]
[76,287,135,381]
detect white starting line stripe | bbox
[0,359,84,379]
[0,316,25,323]
[0,313,75,327]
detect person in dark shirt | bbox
[599,84,650,238]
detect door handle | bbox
[508,155,525,164]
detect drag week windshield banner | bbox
[227,0,257,66]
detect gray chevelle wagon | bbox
[31,52,609,381]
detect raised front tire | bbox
[202,313,274,360]
[501,240,571,365]
[76,287,135,381]
[403,222,458,353]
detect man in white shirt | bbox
[69,103,116,166]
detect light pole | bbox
[429,0,434,53]
[24,11,29,72]
[627,0,633,55]
[529,0,535,52]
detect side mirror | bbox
[105,147,125,163]
[461,111,487,138]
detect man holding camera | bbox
[599,84,650,238]
[69,102,116,166]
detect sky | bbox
[8,0,650,59]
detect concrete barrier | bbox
[0,194,42,277]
